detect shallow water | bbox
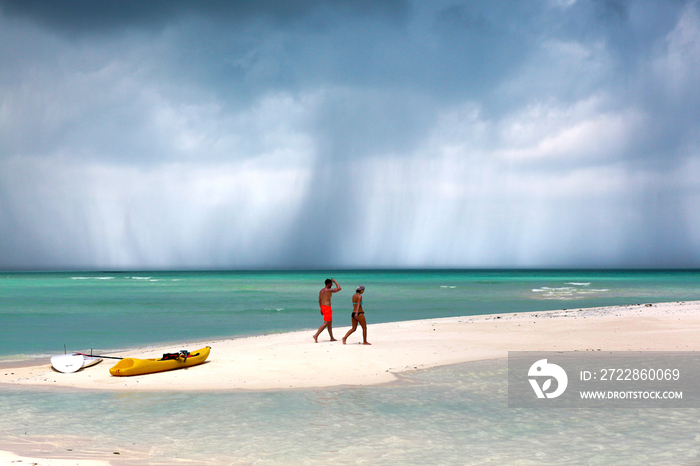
[2,359,699,465]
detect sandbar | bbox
[2,301,699,392]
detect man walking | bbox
[313,278,341,342]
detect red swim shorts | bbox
[320,305,333,322]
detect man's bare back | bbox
[319,278,341,306]
[319,286,334,306]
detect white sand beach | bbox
[2,301,699,392]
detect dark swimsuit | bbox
[351,300,364,319]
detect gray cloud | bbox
[0,0,409,34]
[1,0,699,269]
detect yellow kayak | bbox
[109,347,211,376]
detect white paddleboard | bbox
[51,354,103,373]
[81,355,102,368]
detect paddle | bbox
[75,352,123,360]
[75,350,199,361]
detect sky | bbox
[1,0,699,270]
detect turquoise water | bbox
[2,269,699,464]
[1,360,698,465]
[2,269,700,359]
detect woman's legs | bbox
[342,316,358,344]
[357,314,371,345]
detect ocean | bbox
[1,269,699,464]
[3,269,700,360]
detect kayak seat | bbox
[159,350,200,361]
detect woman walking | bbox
[342,285,371,345]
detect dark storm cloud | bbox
[0,0,409,33]
[1,0,699,269]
